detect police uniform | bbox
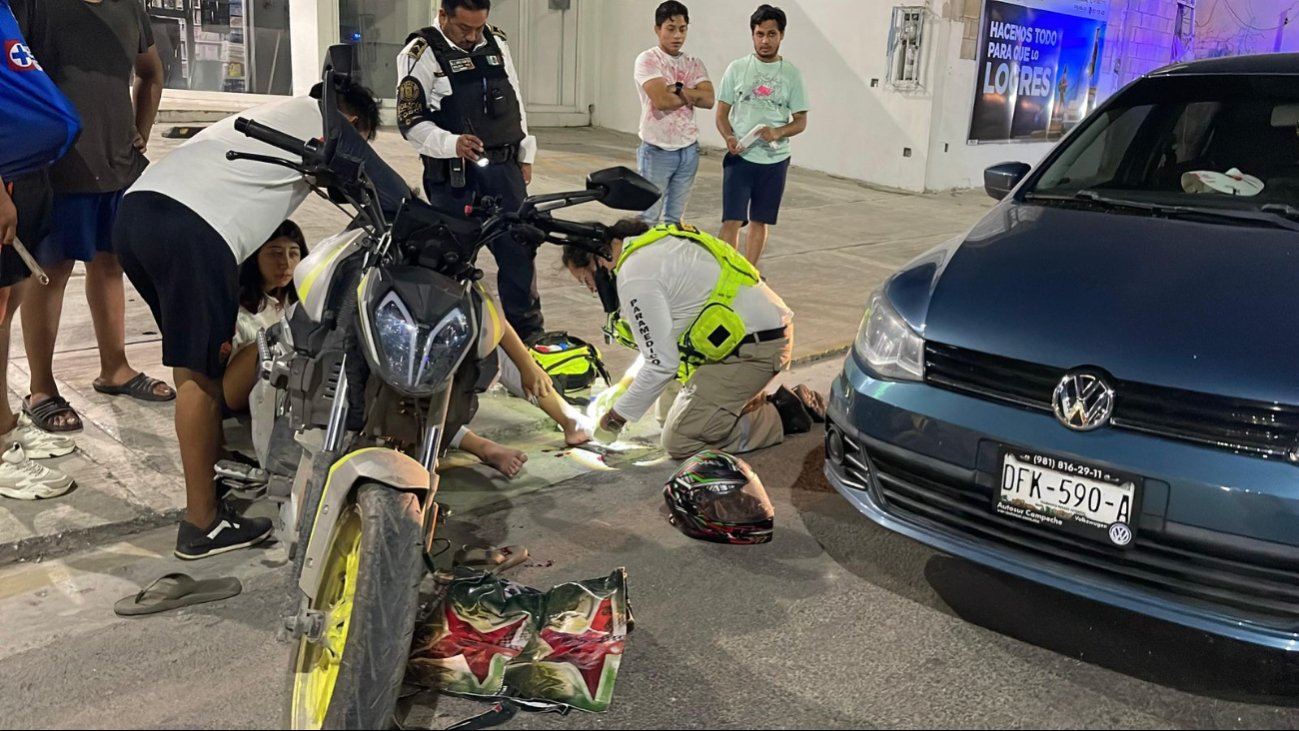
[396,24,543,342]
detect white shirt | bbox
[634,47,709,150]
[614,235,793,421]
[396,24,537,164]
[127,96,322,264]
[233,297,286,353]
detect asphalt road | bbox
[1,428,1297,729]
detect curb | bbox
[0,508,186,567]
[790,344,852,368]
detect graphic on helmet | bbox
[663,450,774,544]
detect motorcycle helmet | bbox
[663,450,774,544]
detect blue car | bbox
[825,55,1299,651]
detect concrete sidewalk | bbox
[0,124,991,564]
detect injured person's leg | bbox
[451,426,528,478]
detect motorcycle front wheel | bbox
[286,483,425,730]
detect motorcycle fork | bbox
[419,379,452,557]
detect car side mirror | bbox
[984,162,1032,201]
[586,167,662,211]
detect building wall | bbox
[587,0,1299,192]
[266,0,1299,189]
[925,0,1056,191]
[591,0,944,193]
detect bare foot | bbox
[562,418,591,447]
[478,441,528,478]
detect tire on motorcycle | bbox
[284,483,425,730]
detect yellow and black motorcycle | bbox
[218,47,658,730]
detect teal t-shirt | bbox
[718,55,809,165]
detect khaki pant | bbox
[660,331,793,459]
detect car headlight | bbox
[370,291,472,396]
[855,288,925,381]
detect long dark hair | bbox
[240,220,308,313]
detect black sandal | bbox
[113,573,243,617]
[23,395,84,433]
[92,372,176,403]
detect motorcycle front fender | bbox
[298,447,431,601]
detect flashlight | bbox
[464,117,489,167]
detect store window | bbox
[340,0,432,98]
[146,0,293,94]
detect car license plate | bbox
[995,449,1140,548]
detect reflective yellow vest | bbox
[607,223,761,380]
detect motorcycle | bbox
[213,46,659,730]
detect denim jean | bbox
[637,141,700,225]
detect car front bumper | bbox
[825,353,1299,652]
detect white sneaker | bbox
[4,413,76,459]
[0,444,74,500]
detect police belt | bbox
[424,144,518,169]
[480,145,519,164]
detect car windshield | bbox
[1031,75,1299,210]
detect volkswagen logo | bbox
[1052,372,1115,431]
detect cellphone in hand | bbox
[738,125,765,150]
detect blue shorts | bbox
[722,155,791,226]
[37,191,124,266]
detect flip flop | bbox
[114,573,242,617]
[453,545,529,575]
[93,373,176,403]
[22,395,83,433]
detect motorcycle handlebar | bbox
[234,118,319,163]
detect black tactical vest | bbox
[410,27,526,150]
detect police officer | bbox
[396,0,543,343]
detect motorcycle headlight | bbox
[855,288,925,382]
[369,291,472,396]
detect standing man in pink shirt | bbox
[633,1,713,225]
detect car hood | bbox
[908,203,1299,403]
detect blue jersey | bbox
[0,0,80,179]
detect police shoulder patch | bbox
[406,37,429,61]
[490,25,508,42]
[398,78,421,103]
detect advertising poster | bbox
[968,0,1108,143]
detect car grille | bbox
[844,436,1299,628]
[925,342,1299,460]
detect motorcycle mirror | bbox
[586,167,661,212]
[324,44,357,82]
[316,44,360,165]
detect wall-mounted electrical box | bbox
[887,6,927,91]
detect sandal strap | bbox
[127,373,172,398]
[27,396,75,419]
[134,573,196,605]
